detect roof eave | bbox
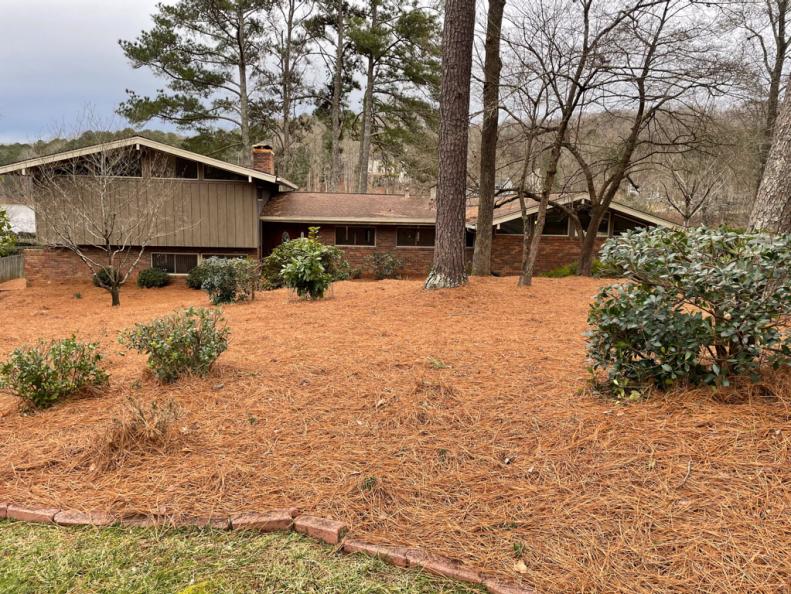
[260,215,436,225]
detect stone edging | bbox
[0,502,535,594]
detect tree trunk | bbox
[750,75,791,233]
[329,10,345,192]
[471,0,506,276]
[280,0,295,178]
[110,284,121,307]
[424,0,476,289]
[357,53,376,193]
[758,1,788,184]
[237,8,251,166]
[577,206,606,276]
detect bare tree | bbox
[424,0,477,289]
[471,0,507,276]
[12,143,178,306]
[658,157,727,228]
[750,74,791,231]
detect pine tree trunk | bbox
[751,75,791,233]
[357,54,376,193]
[237,7,251,166]
[280,0,295,178]
[329,11,345,192]
[424,0,476,290]
[471,0,505,276]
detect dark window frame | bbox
[151,252,199,275]
[396,226,435,248]
[335,225,376,247]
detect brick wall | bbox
[490,234,606,275]
[22,246,257,286]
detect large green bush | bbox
[136,267,170,288]
[368,252,403,280]
[262,228,350,289]
[281,248,332,299]
[0,337,108,408]
[186,261,210,289]
[199,257,261,304]
[587,227,791,398]
[119,307,229,383]
[0,208,17,257]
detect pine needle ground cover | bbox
[0,278,789,593]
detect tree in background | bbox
[308,0,362,190]
[751,75,791,232]
[471,0,506,276]
[262,0,317,180]
[424,0,476,289]
[350,0,441,192]
[119,0,270,166]
[723,0,791,182]
[0,208,17,257]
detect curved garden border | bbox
[0,502,535,594]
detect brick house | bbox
[0,136,678,283]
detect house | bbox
[0,136,678,284]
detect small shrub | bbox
[119,307,229,383]
[587,227,791,398]
[186,262,210,290]
[262,227,350,289]
[368,252,403,280]
[200,257,261,304]
[73,292,82,300]
[136,267,170,288]
[90,397,182,471]
[542,259,612,278]
[0,337,108,408]
[281,248,332,299]
[92,266,118,288]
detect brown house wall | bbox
[22,246,257,286]
[489,234,606,275]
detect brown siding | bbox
[34,178,259,249]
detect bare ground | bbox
[0,278,789,593]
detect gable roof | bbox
[260,191,436,224]
[467,193,681,229]
[0,136,298,190]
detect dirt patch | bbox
[1,278,789,593]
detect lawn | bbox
[0,521,480,593]
[0,278,789,593]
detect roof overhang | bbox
[0,136,298,190]
[469,195,681,229]
[260,215,436,225]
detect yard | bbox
[0,278,789,593]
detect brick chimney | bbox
[252,143,275,175]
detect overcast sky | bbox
[0,0,168,143]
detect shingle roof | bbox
[260,192,437,224]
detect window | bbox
[151,253,198,274]
[173,157,198,179]
[612,213,648,235]
[496,218,524,235]
[204,165,247,181]
[396,226,435,247]
[576,210,610,237]
[336,226,376,246]
[541,209,570,236]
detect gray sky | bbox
[0,0,167,143]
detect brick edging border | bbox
[0,502,535,594]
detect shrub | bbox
[262,227,350,289]
[119,307,229,383]
[281,248,332,299]
[199,257,261,304]
[186,262,210,290]
[542,259,612,278]
[368,252,403,280]
[0,337,108,408]
[587,227,791,398]
[0,208,17,257]
[136,267,170,288]
[92,266,119,288]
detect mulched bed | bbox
[1,277,789,593]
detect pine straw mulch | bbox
[0,277,789,593]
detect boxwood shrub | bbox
[587,227,791,398]
[136,267,170,288]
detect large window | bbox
[396,226,435,247]
[336,226,376,246]
[496,210,569,236]
[576,210,610,237]
[151,253,198,274]
[612,213,648,235]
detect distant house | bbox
[0,136,678,284]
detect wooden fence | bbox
[0,254,24,283]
